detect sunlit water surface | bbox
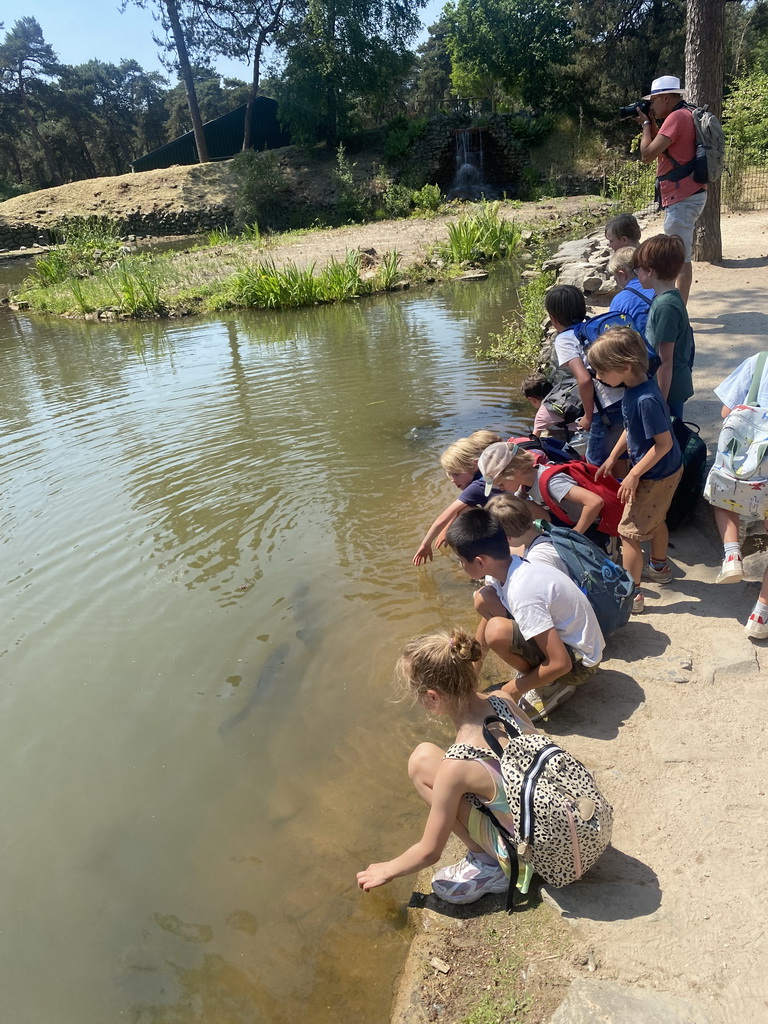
[0,260,532,1024]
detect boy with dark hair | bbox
[445,507,604,722]
[633,234,694,419]
[545,284,627,470]
[521,372,575,437]
[605,213,642,251]
[591,326,683,614]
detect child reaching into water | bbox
[413,430,501,565]
[356,628,537,904]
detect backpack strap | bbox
[746,352,768,406]
[624,285,653,307]
[537,464,577,527]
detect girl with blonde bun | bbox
[356,628,535,905]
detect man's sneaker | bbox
[745,610,768,640]
[715,554,744,584]
[641,561,672,584]
[631,591,645,614]
[431,852,508,904]
[518,681,576,723]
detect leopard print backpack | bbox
[447,695,613,911]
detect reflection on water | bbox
[0,268,533,1024]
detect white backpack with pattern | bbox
[705,352,768,518]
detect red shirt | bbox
[656,107,707,207]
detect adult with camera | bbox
[634,75,707,305]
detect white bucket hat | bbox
[642,75,685,100]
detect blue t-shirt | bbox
[609,283,656,336]
[458,473,502,507]
[622,378,682,480]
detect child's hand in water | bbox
[412,543,433,566]
[357,863,393,891]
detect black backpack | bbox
[666,419,708,531]
[542,371,583,426]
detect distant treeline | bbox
[1,0,767,196]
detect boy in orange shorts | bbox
[591,327,683,613]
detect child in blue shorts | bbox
[591,326,683,614]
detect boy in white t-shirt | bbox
[445,507,604,723]
[708,352,768,639]
[545,284,627,471]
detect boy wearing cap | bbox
[636,74,707,304]
[444,507,604,722]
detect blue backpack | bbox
[534,519,633,639]
[574,310,661,376]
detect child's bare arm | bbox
[500,627,572,699]
[565,357,594,430]
[413,499,469,565]
[595,430,628,479]
[563,484,604,534]
[356,760,483,891]
[618,430,673,504]
[655,341,675,400]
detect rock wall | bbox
[0,204,234,250]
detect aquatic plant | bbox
[483,269,555,365]
[377,250,402,290]
[443,204,523,264]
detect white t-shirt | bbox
[525,535,571,576]
[497,556,605,667]
[553,327,624,411]
[715,353,768,411]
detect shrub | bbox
[383,115,428,161]
[333,144,368,223]
[412,183,442,214]
[383,183,413,218]
[484,270,554,364]
[231,149,290,231]
[441,203,522,264]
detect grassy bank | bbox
[10,198,612,321]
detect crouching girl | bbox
[356,628,535,905]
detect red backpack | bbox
[538,461,623,537]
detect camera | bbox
[619,99,651,119]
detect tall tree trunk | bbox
[163,0,209,162]
[685,0,725,261]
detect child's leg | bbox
[713,507,744,583]
[484,616,538,676]
[649,519,669,564]
[473,586,507,659]
[408,743,483,852]
[620,535,644,585]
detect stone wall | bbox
[0,204,234,251]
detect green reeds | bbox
[377,250,402,290]
[218,250,367,311]
[105,259,164,315]
[444,203,523,264]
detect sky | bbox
[2,0,446,82]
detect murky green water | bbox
[0,259,532,1024]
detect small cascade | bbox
[447,126,495,201]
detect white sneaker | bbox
[715,554,744,584]
[431,852,508,904]
[518,681,576,723]
[745,609,768,640]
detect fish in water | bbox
[219,642,290,734]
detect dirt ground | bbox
[393,209,768,1024]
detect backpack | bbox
[509,433,585,466]
[537,460,624,536]
[656,103,725,186]
[534,519,634,638]
[542,372,583,426]
[446,694,613,911]
[704,352,768,519]
[666,419,708,531]
[688,104,726,184]
[574,310,661,377]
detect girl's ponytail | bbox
[398,628,481,706]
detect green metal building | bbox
[131,97,290,172]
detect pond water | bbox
[0,260,533,1024]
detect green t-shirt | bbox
[646,289,694,408]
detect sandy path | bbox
[537,209,768,1023]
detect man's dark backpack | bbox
[666,419,708,530]
[656,102,725,189]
